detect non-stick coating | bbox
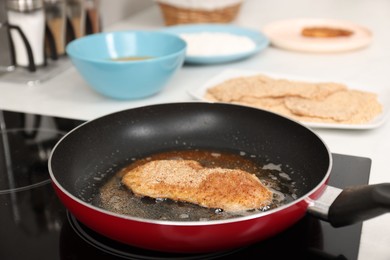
[50,102,330,207]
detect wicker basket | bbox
[157,2,243,25]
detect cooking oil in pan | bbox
[93,149,299,221]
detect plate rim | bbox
[262,18,373,53]
[188,68,389,130]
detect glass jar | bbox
[7,0,45,68]
[66,0,85,39]
[44,0,66,57]
[85,0,101,34]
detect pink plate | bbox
[262,18,372,53]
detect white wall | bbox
[100,0,153,28]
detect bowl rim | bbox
[66,30,187,64]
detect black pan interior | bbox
[50,103,331,205]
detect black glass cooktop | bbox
[0,110,371,260]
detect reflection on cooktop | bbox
[0,129,65,194]
[0,110,370,260]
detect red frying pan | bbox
[49,103,390,253]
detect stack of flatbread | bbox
[204,74,382,124]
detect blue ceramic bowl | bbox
[66,31,186,99]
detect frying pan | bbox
[48,102,390,253]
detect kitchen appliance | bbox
[0,108,370,259]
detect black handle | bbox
[8,24,36,72]
[328,183,390,227]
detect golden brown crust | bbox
[284,90,382,123]
[301,26,354,38]
[206,75,347,102]
[121,160,272,212]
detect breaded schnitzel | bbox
[301,27,353,38]
[121,160,272,212]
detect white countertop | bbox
[1,0,390,259]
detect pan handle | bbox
[328,183,390,227]
[307,184,390,227]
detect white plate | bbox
[188,69,389,129]
[162,24,269,64]
[262,18,373,53]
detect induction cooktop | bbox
[0,110,370,260]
